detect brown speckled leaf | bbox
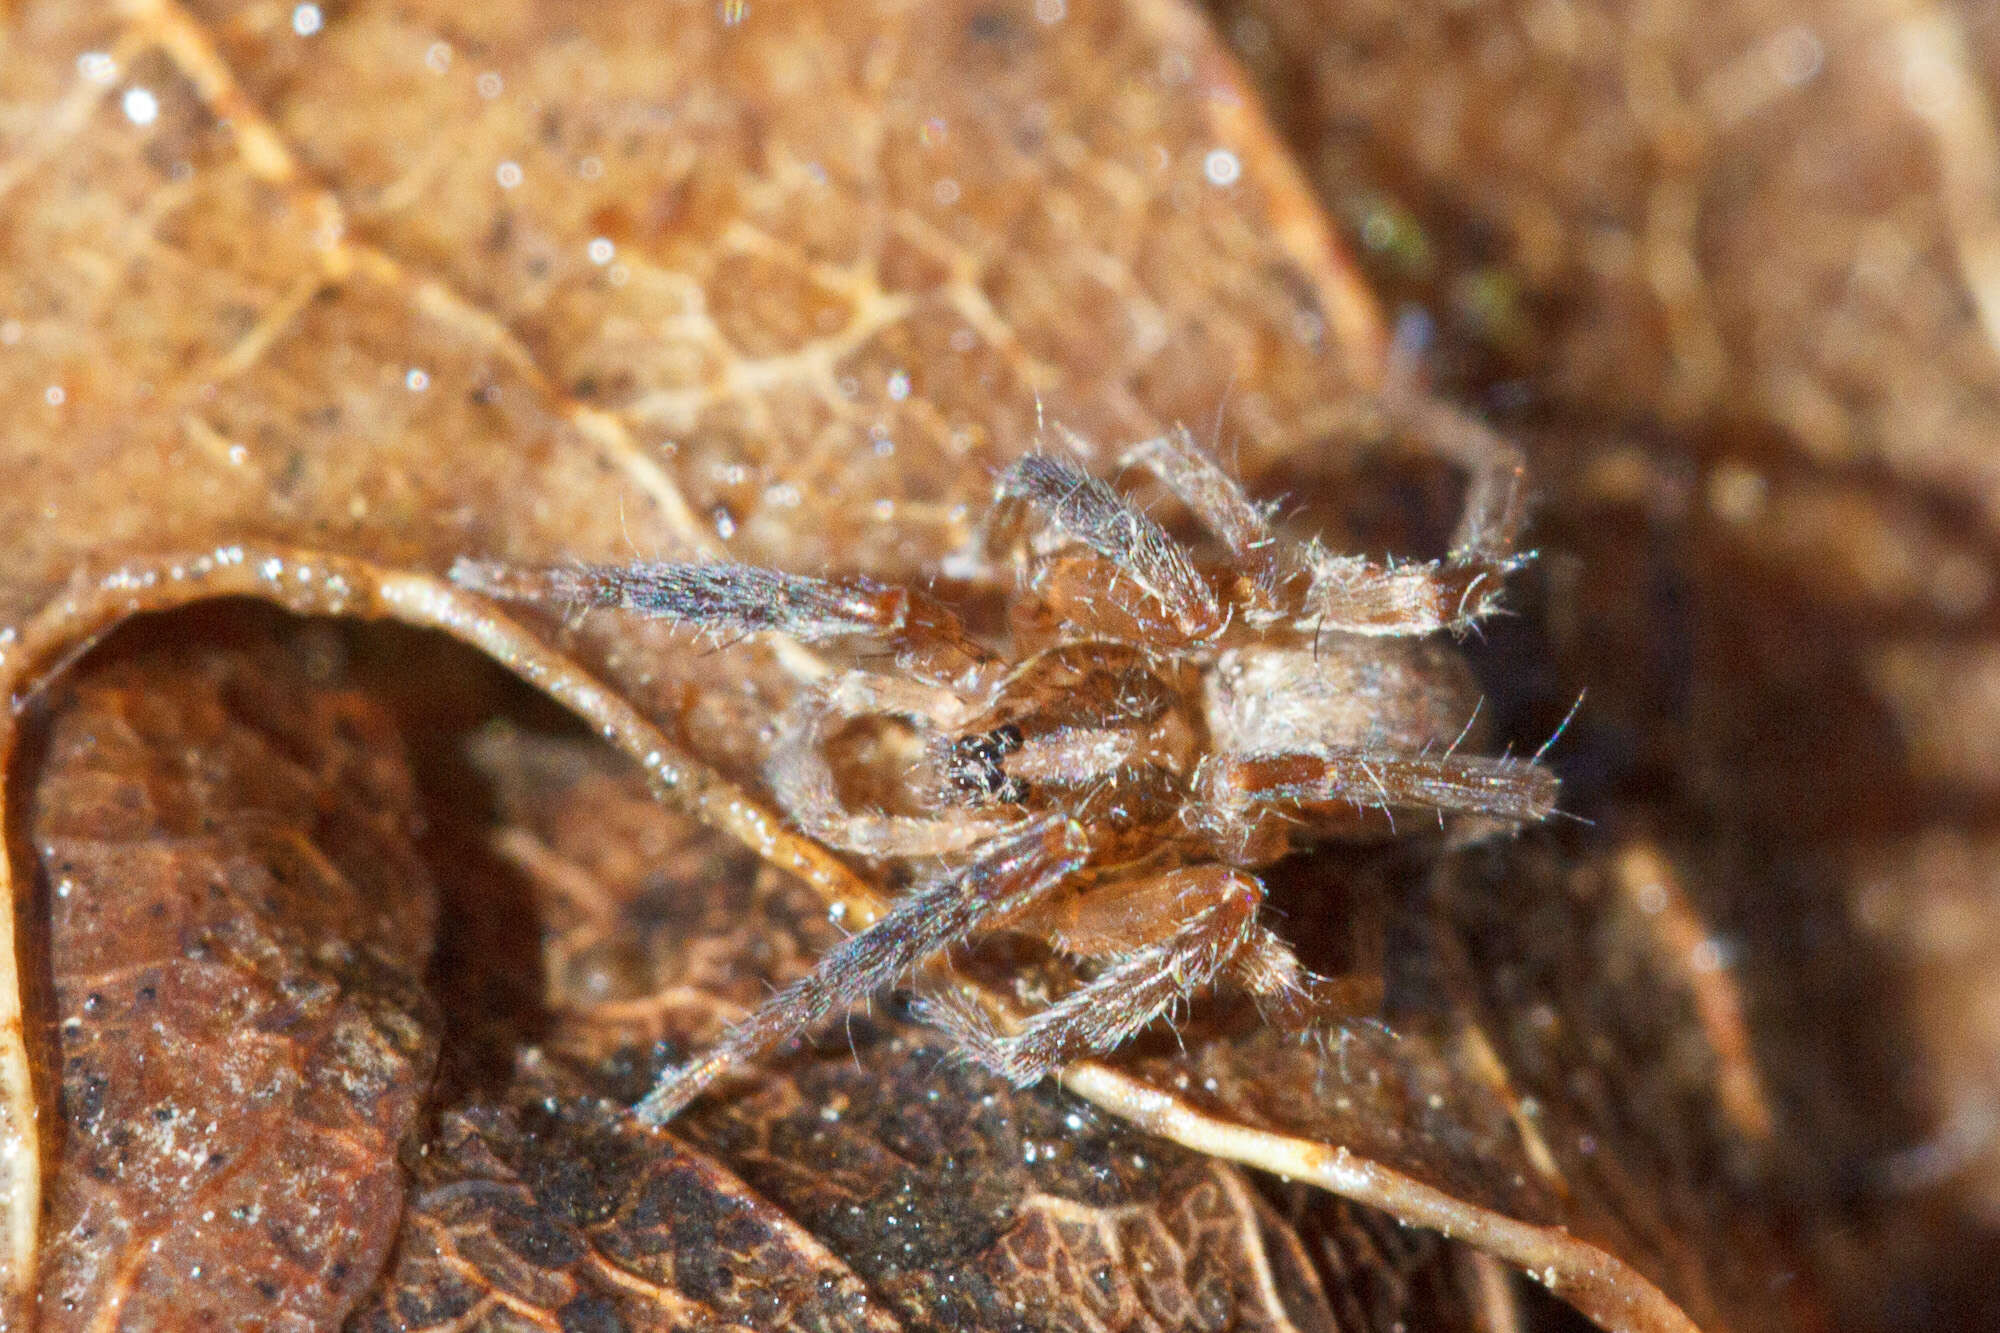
[30,630,437,1327]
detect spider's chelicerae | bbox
[454,424,1558,1125]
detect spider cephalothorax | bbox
[454,423,1558,1124]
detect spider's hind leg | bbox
[916,864,1266,1086]
[1283,316,1534,639]
[631,815,1086,1125]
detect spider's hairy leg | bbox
[767,672,1014,858]
[1036,869,1382,1036]
[1381,310,1530,564]
[630,816,1088,1126]
[1109,425,1517,637]
[1119,426,1284,601]
[450,559,905,637]
[1391,394,1530,565]
[986,453,1226,646]
[1297,549,1518,637]
[915,864,1264,1087]
[1205,748,1559,827]
[1225,924,1385,1030]
[449,558,992,682]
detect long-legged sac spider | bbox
[454,423,1558,1125]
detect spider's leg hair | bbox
[1440,697,1484,761]
[630,816,1087,1125]
[994,453,1222,638]
[1220,748,1559,825]
[1533,688,1587,763]
[451,558,912,643]
[916,864,1261,1087]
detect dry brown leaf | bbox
[30,629,438,1327]
[0,0,1875,1328]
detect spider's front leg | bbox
[449,557,994,686]
[1114,423,1523,640]
[955,452,1229,652]
[631,815,1087,1125]
[917,863,1351,1087]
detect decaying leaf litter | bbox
[3,0,1986,1327]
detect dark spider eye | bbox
[946,727,1030,803]
[949,734,999,767]
[946,733,1008,798]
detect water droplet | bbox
[587,236,615,264]
[405,368,430,392]
[77,52,117,84]
[1203,148,1241,187]
[495,160,523,188]
[476,71,504,99]
[291,3,322,37]
[122,87,159,126]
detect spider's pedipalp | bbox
[632,815,1088,1125]
[767,676,1012,858]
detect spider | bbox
[453,422,1558,1126]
